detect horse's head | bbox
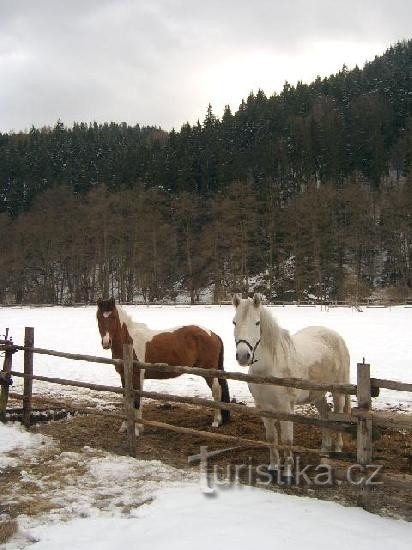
[232,293,262,366]
[96,297,119,350]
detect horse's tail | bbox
[217,335,230,424]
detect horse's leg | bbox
[280,420,294,474]
[116,367,128,434]
[315,396,333,452]
[211,378,223,427]
[332,393,345,452]
[262,417,280,471]
[133,368,145,436]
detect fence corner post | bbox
[123,343,137,457]
[0,342,13,422]
[23,327,34,429]
[356,361,373,508]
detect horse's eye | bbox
[256,321,260,326]
[232,320,236,325]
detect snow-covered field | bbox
[1,307,412,547]
[1,423,411,549]
[1,304,411,409]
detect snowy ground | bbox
[1,308,412,547]
[1,304,411,410]
[0,422,195,548]
[1,423,411,549]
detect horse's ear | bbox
[232,294,241,308]
[253,293,261,308]
[108,297,115,309]
[97,298,103,309]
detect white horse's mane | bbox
[259,305,294,363]
[116,305,148,334]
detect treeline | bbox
[0,40,411,303]
[1,177,411,304]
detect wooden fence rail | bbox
[4,343,412,394]
[9,369,411,431]
[8,370,355,431]
[5,344,412,394]
[2,343,358,394]
[371,378,412,393]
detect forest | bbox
[0,40,411,304]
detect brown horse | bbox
[96,298,230,434]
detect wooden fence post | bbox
[356,361,373,507]
[0,332,13,422]
[123,343,137,457]
[23,327,34,429]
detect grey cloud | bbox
[0,0,410,132]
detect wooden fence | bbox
[1,326,412,507]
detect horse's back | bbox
[292,326,350,384]
[145,324,221,370]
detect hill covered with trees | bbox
[0,40,411,304]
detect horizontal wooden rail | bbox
[351,408,412,430]
[134,389,356,430]
[7,344,411,395]
[10,371,124,395]
[76,407,326,456]
[8,390,333,456]
[3,344,357,394]
[10,371,355,430]
[134,363,358,394]
[371,378,412,393]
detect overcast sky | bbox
[0,0,410,133]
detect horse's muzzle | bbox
[101,335,112,349]
[236,347,251,366]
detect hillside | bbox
[0,40,411,304]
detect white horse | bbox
[233,294,351,471]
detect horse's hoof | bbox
[267,465,281,483]
[283,468,295,485]
[212,421,220,428]
[118,421,127,434]
[268,465,294,485]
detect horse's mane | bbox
[260,305,294,364]
[116,305,149,337]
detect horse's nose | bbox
[236,348,251,366]
[101,334,112,349]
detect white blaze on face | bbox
[102,331,111,348]
[103,311,112,318]
[233,296,261,366]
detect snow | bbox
[13,484,412,550]
[1,414,411,548]
[1,305,411,547]
[0,304,411,409]
[1,423,196,549]
[0,422,55,471]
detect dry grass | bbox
[14,497,58,518]
[0,519,18,544]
